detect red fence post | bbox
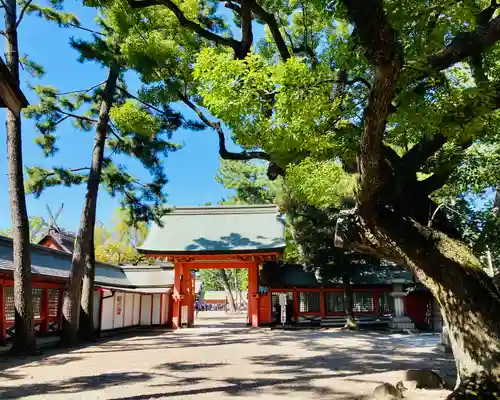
[0,283,5,342]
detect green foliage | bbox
[19,56,45,78]
[94,208,151,264]
[0,216,48,243]
[216,159,281,205]
[199,268,248,292]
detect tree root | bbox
[447,374,500,399]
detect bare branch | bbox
[67,23,105,36]
[224,1,240,14]
[179,93,270,161]
[57,109,97,123]
[16,0,33,28]
[57,81,106,96]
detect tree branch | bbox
[57,81,106,96]
[57,109,97,123]
[250,1,291,61]
[341,0,402,208]
[416,13,500,81]
[128,0,247,58]
[239,0,253,57]
[116,85,172,117]
[179,93,270,161]
[67,22,105,36]
[16,0,33,28]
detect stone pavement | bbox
[0,312,454,399]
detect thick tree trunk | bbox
[357,208,500,397]
[79,245,96,341]
[4,0,36,355]
[61,66,119,346]
[342,274,357,330]
[219,269,236,313]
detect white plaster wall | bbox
[113,293,125,328]
[140,295,152,325]
[161,294,169,324]
[133,294,140,325]
[101,290,114,331]
[152,294,161,325]
[93,290,101,329]
[124,293,134,327]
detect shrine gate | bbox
[137,205,285,328]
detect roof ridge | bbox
[166,204,280,216]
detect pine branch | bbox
[57,109,97,123]
[116,85,171,117]
[16,0,34,28]
[179,93,270,161]
[67,22,105,36]
[56,81,105,96]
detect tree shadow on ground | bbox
[0,327,455,399]
[0,372,153,399]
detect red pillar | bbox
[172,262,182,329]
[373,290,381,316]
[293,290,299,321]
[248,262,259,327]
[41,288,49,333]
[184,267,194,327]
[319,289,326,320]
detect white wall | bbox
[161,294,169,324]
[140,295,152,325]
[152,294,161,325]
[113,293,125,328]
[133,294,140,325]
[101,290,114,331]
[123,293,134,327]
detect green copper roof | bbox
[138,205,286,254]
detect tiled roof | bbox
[0,236,174,289]
[138,205,286,254]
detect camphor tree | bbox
[124,0,500,395]
[1,0,83,355]
[25,14,189,344]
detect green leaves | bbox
[19,56,45,78]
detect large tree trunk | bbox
[4,0,36,355]
[218,269,236,313]
[342,274,357,330]
[356,208,500,397]
[61,66,119,346]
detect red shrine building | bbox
[0,204,443,343]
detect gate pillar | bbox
[248,261,259,328]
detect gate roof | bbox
[138,205,285,255]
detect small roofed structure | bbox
[0,57,28,114]
[139,204,286,329]
[38,228,76,254]
[0,235,175,341]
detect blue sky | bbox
[0,0,257,232]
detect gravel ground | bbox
[0,312,455,399]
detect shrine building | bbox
[0,204,443,343]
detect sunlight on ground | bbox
[0,312,453,399]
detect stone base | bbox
[389,316,417,332]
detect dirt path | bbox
[0,312,454,399]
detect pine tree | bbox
[1,0,80,355]
[25,15,194,345]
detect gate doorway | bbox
[136,205,286,329]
